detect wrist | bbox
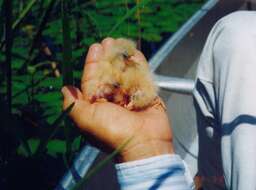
[117,139,174,163]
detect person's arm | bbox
[61,37,194,190]
[116,154,194,190]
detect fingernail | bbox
[61,86,67,95]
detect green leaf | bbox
[42,103,62,120]
[17,138,40,157]
[12,0,37,30]
[12,60,24,70]
[81,37,96,46]
[4,0,13,122]
[38,77,62,89]
[34,91,62,102]
[74,70,82,80]
[28,0,57,56]
[47,139,67,157]
[12,73,49,99]
[72,48,86,61]
[107,0,151,36]
[72,135,82,152]
[13,74,30,83]
[35,102,75,156]
[44,20,62,41]
[142,27,162,42]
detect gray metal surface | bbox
[55,145,100,190]
[154,75,195,94]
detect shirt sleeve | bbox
[115,154,194,190]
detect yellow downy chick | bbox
[84,38,158,110]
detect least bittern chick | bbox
[83,38,158,110]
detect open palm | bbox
[62,38,173,162]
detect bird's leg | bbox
[151,97,166,111]
[126,94,166,111]
[126,90,147,110]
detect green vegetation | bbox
[0,0,204,189]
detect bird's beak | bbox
[122,51,138,66]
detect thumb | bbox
[61,86,95,132]
[61,85,88,123]
[61,86,138,146]
[61,86,83,110]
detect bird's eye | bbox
[122,51,129,59]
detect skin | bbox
[61,37,174,162]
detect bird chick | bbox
[83,38,158,110]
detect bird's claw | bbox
[151,97,166,111]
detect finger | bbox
[82,43,104,83]
[61,86,94,128]
[101,37,115,52]
[61,86,83,110]
[85,43,103,64]
[62,85,137,143]
[134,50,147,61]
[130,50,148,65]
[75,87,84,100]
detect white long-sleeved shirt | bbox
[115,154,194,190]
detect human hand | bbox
[61,38,174,162]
